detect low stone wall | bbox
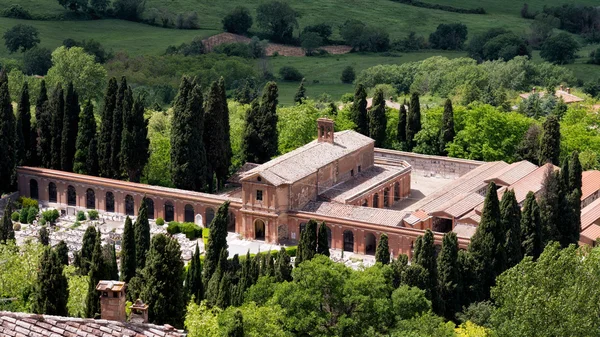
[374,149,483,179]
[0,191,19,216]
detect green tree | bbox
[521,191,543,259]
[392,285,431,321]
[206,249,226,308]
[36,80,52,168]
[60,82,80,172]
[23,46,52,76]
[3,24,40,53]
[436,232,460,320]
[341,66,356,84]
[300,32,323,56]
[275,247,292,282]
[103,243,119,281]
[0,204,15,242]
[228,310,245,337]
[255,1,299,43]
[135,197,151,270]
[351,84,369,136]
[85,231,107,318]
[204,78,232,192]
[414,230,437,303]
[39,226,49,246]
[295,219,317,267]
[516,124,540,165]
[369,87,387,147]
[0,78,16,193]
[98,77,117,177]
[73,102,98,175]
[428,23,468,50]
[110,77,129,178]
[222,7,253,35]
[46,46,107,100]
[439,98,455,155]
[216,272,232,309]
[375,233,390,265]
[568,151,582,192]
[316,221,330,257]
[186,244,203,303]
[538,166,560,245]
[31,247,68,315]
[500,190,522,269]
[78,226,97,275]
[203,202,230,287]
[241,82,279,164]
[540,32,580,65]
[293,78,306,103]
[49,83,64,170]
[120,94,149,182]
[539,114,560,165]
[120,216,136,282]
[15,82,31,166]
[397,102,407,143]
[406,92,421,150]
[55,240,69,266]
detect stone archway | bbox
[106,192,115,212]
[255,219,266,240]
[228,211,236,232]
[343,230,354,252]
[373,193,379,208]
[383,188,390,207]
[29,179,38,200]
[67,185,76,206]
[164,201,175,222]
[205,208,215,227]
[365,233,376,255]
[86,189,95,209]
[125,195,135,216]
[184,204,194,223]
[145,198,155,219]
[195,214,203,227]
[394,182,400,201]
[48,182,57,203]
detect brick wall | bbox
[374,149,483,179]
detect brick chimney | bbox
[96,280,127,321]
[567,87,571,94]
[317,118,335,144]
[129,299,149,324]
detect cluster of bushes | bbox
[340,19,390,52]
[390,0,485,14]
[63,38,112,63]
[143,9,199,29]
[12,206,38,224]
[428,23,468,50]
[390,32,427,52]
[222,6,253,35]
[468,28,531,62]
[279,66,303,81]
[167,221,203,240]
[165,37,205,56]
[213,38,267,59]
[3,4,32,19]
[42,209,60,224]
[541,4,600,42]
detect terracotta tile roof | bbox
[431,193,485,219]
[581,197,600,231]
[582,170,600,201]
[580,224,600,244]
[301,201,408,227]
[241,130,374,186]
[0,311,185,337]
[484,161,538,186]
[453,223,477,239]
[457,209,481,226]
[319,164,410,203]
[403,210,431,226]
[227,162,260,185]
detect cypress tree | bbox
[120,94,149,182]
[203,202,230,287]
[186,244,203,303]
[516,124,541,165]
[36,81,51,168]
[55,240,69,266]
[296,219,317,267]
[61,82,80,172]
[437,232,460,321]
[39,226,49,246]
[294,78,306,104]
[86,231,107,318]
[120,216,136,282]
[439,98,455,155]
[412,236,423,263]
[79,226,97,275]
[86,136,99,176]
[216,272,232,309]
[539,114,561,165]
[228,310,244,337]
[135,198,151,269]
[521,191,543,259]
[16,82,31,166]
[350,84,369,135]
[204,79,232,191]
[218,78,232,187]
[406,92,421,151]
[369,88,387,147]
[31,248,68,316]
[103,243,119,280]
[568,151,582,192]
[73,103,97,175]
[0,79,16,193]
[415,230,437,302]
[0,204,15,242]
[500,190,523,269]
[538,166,560,245]
[241,82,279,164]
[397,102,407,143]
[316,221,330,257]
[275,247,292,282]
[50,84,64,170]
[375,233,390,264]
[98,77,118,177]
[110,77,129,178]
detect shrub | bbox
[156,217,165,226]
[11,211,19,221]
[88,210,99,220]
[249,37,267,58]
[341,66,356,84]
[167,221,202,239]
[222,6,253,35]
[202,227,210,246]
[13,223,21,231]
[167,221,181,234]
[214,43,253,58]
[71,221,80,229]
[279,66,303,81]
[38,218,46,226]
[19,207,29,223]
[589,48,600,65]
[429,23,468,50]
[341,93,354,103]
[42,209,60,224]
[286,246,297,257]
[303,23,332,42]
[27,207,37,224]
[3,5,32,20]
[165,37,205,56]
[76,211,86,221]
[18,196,38,209]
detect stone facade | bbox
[375,149,483,179]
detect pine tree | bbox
[350,84,369,136]
[86,231,107,318]
[369,88,387,147]
[50,84,64,170]
[397,102,407,143]
[415,230,437,302]
[439,98,455,155]
[294,78,306,104]
[73,103,97,175]
[437,232,460,321]
[0,79,16,193]
[539,114,561,165]
[120,216,136,282]
[0,204,15,242]
[500,190,523,269]
[110,77,129,178]
[316,221,330,257]
[203,202,230,287]
[521,191,543,259]
[406,92,421,150]
[135,198,151,269]
[61,82,80,172]
[538,166,560,245]
[216,272,232,309]
[204,79,232,191]
[39,226,49,246]
[79,226,97,275]
[55,240,69,266]
[16,82,31,166]
[241,82,279,164]
[120,95,149,182]
[275,247,292,282]
[375,233,390,264]
[36,81,52,168]
[228,310,244,337]
[98,77,118,177]
[185,244,203,303]
[31,248,68,316]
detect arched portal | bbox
[365,233,376,255]
[195,214,203,227]
[125,195,135,216]
[394,182,400,201]
[106,192,115,212]
[343,230,354,252]
[29,179,38,199]
[255,219,266,240]
[206,208,215,227]
[48,182,57,202]
[67,185,76,206]
[383,188,390,207]
[145,198,155,219]
[373,193,379,208]
[86,189,95,209]
[228,211,236,232]
[184,204,194,223]
[164,201,174,222]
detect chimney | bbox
[317,118,335,144]
[129,299,149,324]
[96,280,127,321]
[567,87,571,94]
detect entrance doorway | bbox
[255,219,266,240]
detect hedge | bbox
[167,221,202,240]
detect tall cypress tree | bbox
[31,248,68,316]
[86,231,107,318]
[539,166,561,245]
[539,114,560,165]
[203,202,230,287]
[120,216,136,282]
[61,82,80,172]
[55,240,69,266]
[397,101,407,143]
[316,222,330,257]
[204,79,232,191]
[73,103,97,175]
[36,80,51,168]
[375,233,390,265]
[241,101,262,164]
[98,77,118,177]
[521,191,543,259]
[16,82,31,166]
[206,248,226,308]
[39,226,49,246]
[241,82,279,164]
[186,244,203,303]
[369,88,387,147]
[0,79,16,193]
[103,243,119,280]
[120,94,149,182]
[275,247,292,282]
[218,78,232,187]
[50,84,64,170]
[216,272,232,309]
[439,98,455,155]
[568,151,582,192]
[79,226,97,275]
[500,190,523,269]
[350,84,368,135]
[135,198,151,269]
[228,310,244,337]
[437,232,460,321]
[406,92,421,151]
[294,78,306,104]
[110,77,129,178]
[415,230,437,302]
[0,204,15,242]
[296,219,317,266]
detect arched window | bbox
[299,222,307,234]
[29,179,38,200]
[394,182,400,201]
[125,195,134,216]
[255,219,266,240]
[373,193,379,208]
[205,208,215,227]
[365,233,376,255]
[67,185,76,206]
[228,211,236,232]
[184,204,194,223]
[86,189,95,209]
[362,199,368,207]
[383,188,390,207]
[165,201,175,222]
[106,192,115,212]
[343,230,354,252]
[48,182,57,203]
[145,198,155,219]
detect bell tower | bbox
[317,118,335,144]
